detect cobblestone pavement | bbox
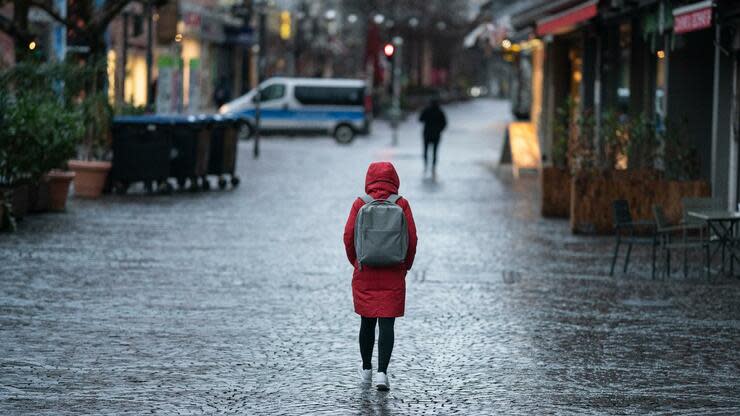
[2,99,740,415]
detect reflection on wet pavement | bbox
[1,99,739,415]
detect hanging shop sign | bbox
[673,0,713,34]
[536,0,597,37]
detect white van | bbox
[218,77,370,143]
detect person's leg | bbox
[359,317,377,370]
[423,139,430,168]
[377,318,395,373]
[431,139,439,169]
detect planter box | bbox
[541,166,571,218]
[570,170,710,234]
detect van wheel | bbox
[238,123,253,140]
[334,124,355,144]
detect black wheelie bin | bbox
[169,115,212,191]
[110,115,174,194]
[207,114,241,189]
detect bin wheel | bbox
[177,177,187,190]
[218,177,227,189]
[202,177,211,191]
[114,181,129,195]
[188,177,199,192]
[231,176,240,187]
[159,181,174,194]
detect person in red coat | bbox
[343,161,418,390]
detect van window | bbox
[254,84,285,102]
[294,86,364,106]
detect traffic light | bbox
[383,43,395,58]
[280,10,291,40]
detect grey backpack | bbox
[354,194,409,269]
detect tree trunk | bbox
[12,0,31,62]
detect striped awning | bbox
[536,0,598,37]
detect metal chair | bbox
[682,197,724,275]
[653,204,710,279]
[610,200,657,278]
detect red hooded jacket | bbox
[343,162,418,318]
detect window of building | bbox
[617,22,631,113]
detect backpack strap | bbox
[386,194,401,204]
[360,194,374,204]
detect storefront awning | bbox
[673,0,713,34]
[535,0,597,36]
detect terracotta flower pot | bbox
[68,160,112,198]
[46,170,76,212]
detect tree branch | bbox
[28,0,78,31]
[91,0,135,34]
[0,12,30,42]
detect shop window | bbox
[654,48,667,133]
[617,22,631,113]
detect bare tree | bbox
[1,0,136,91]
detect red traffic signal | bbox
[383,43,395,57]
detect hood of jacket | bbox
[365,161,400,197]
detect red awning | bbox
[536,0,598,37]
[673,1,713,34]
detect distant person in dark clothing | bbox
[418,99,447,177]
[214,77,231,109]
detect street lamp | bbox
[373,14,385,25]
[253,0,268,159]
[408,17,419,28]
[347,14,358,24]
[324,9,336,20]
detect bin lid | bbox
[113,114,212,125]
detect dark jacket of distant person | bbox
[418,101,447,142]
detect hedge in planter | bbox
[541,167,571,217]
[570,170,709,234]
[541,101,571,218]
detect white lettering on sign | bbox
[674,7,712,34]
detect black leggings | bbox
[359,316,395,373]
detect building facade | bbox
[511,0,740,210]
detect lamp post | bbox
[391,36,403,146]
[253,0,267,159]
[145,0,153,108]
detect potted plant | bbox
[38,97,85,211]
[68,91,113,198]
[0,90,37,220]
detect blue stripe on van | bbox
[237,109,365,121]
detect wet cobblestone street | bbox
[1,99,739,415]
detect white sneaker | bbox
[376,372,390,391]
[358,367,372,384]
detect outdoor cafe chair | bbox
[610,200,657,278]
[653,205,710,279]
